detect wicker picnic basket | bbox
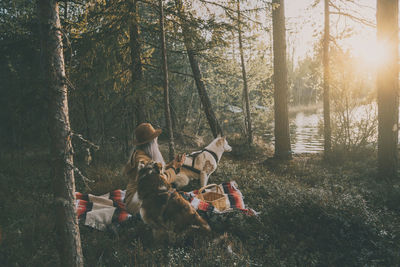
[197,184,228,211]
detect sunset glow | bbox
[286,0,377,65]
[349,38,390,67]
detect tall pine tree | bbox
[377,0,399,179]
[272,0,291,159]
[38,0,84,265]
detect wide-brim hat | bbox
[133,123,162,145]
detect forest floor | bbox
[1,141,400,266]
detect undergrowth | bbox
[0,145,399,266]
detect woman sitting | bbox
[124,123,185,214]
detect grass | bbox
[0,144,399,266]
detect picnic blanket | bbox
[75,181,257,231]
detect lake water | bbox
[288,104,380,154]
[290,111,324,154]
[263,110,325,154]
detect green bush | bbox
[1,149,399,266]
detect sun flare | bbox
[350,38,390,67]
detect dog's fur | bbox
[137,161,211,241]
[173,136,232,188]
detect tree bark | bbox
[174,0,223,138]
[63,0,68,25]
[82,94,91,140]
[181,84,195,132]
[160,0,175,161]
[129,0,146,124]
[272,0,291,159]
[323,0,332,155]
[237,0,253,146]
[377,0,399,179]
[38,0,84,266]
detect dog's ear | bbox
[216,137,224,146]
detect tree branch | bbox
[72,132,100,150]
[330,11,375,27]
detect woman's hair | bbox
[136,137,165,166]
[123,137,165,178]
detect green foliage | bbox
[0,0,277,152]
[289,55,322,106]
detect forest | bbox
[0,0,400,266]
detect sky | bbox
[193,0,379,65]
[285,0,377,62]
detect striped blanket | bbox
[75,181,257,231]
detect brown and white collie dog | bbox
[137,161,211,240]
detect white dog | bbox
[173,136,232,188]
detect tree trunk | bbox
[181,84,195,132]
[174,0,223,138]
[129,0,146,124]
[63,0,67,25]
[237,0,253,146]
[160,0,175,161]
[323,0,332,156]
[377,0,399,179]
[272,0,291,159]
[82,94,91,140]
[122,97,130,157]
[196,102,203,136]
[38,1,84,266]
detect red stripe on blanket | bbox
[76,199,90,218]
[110,190,125,202]
[118,211,131,222]
[222,182,245,209]
[198,200,214,212]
